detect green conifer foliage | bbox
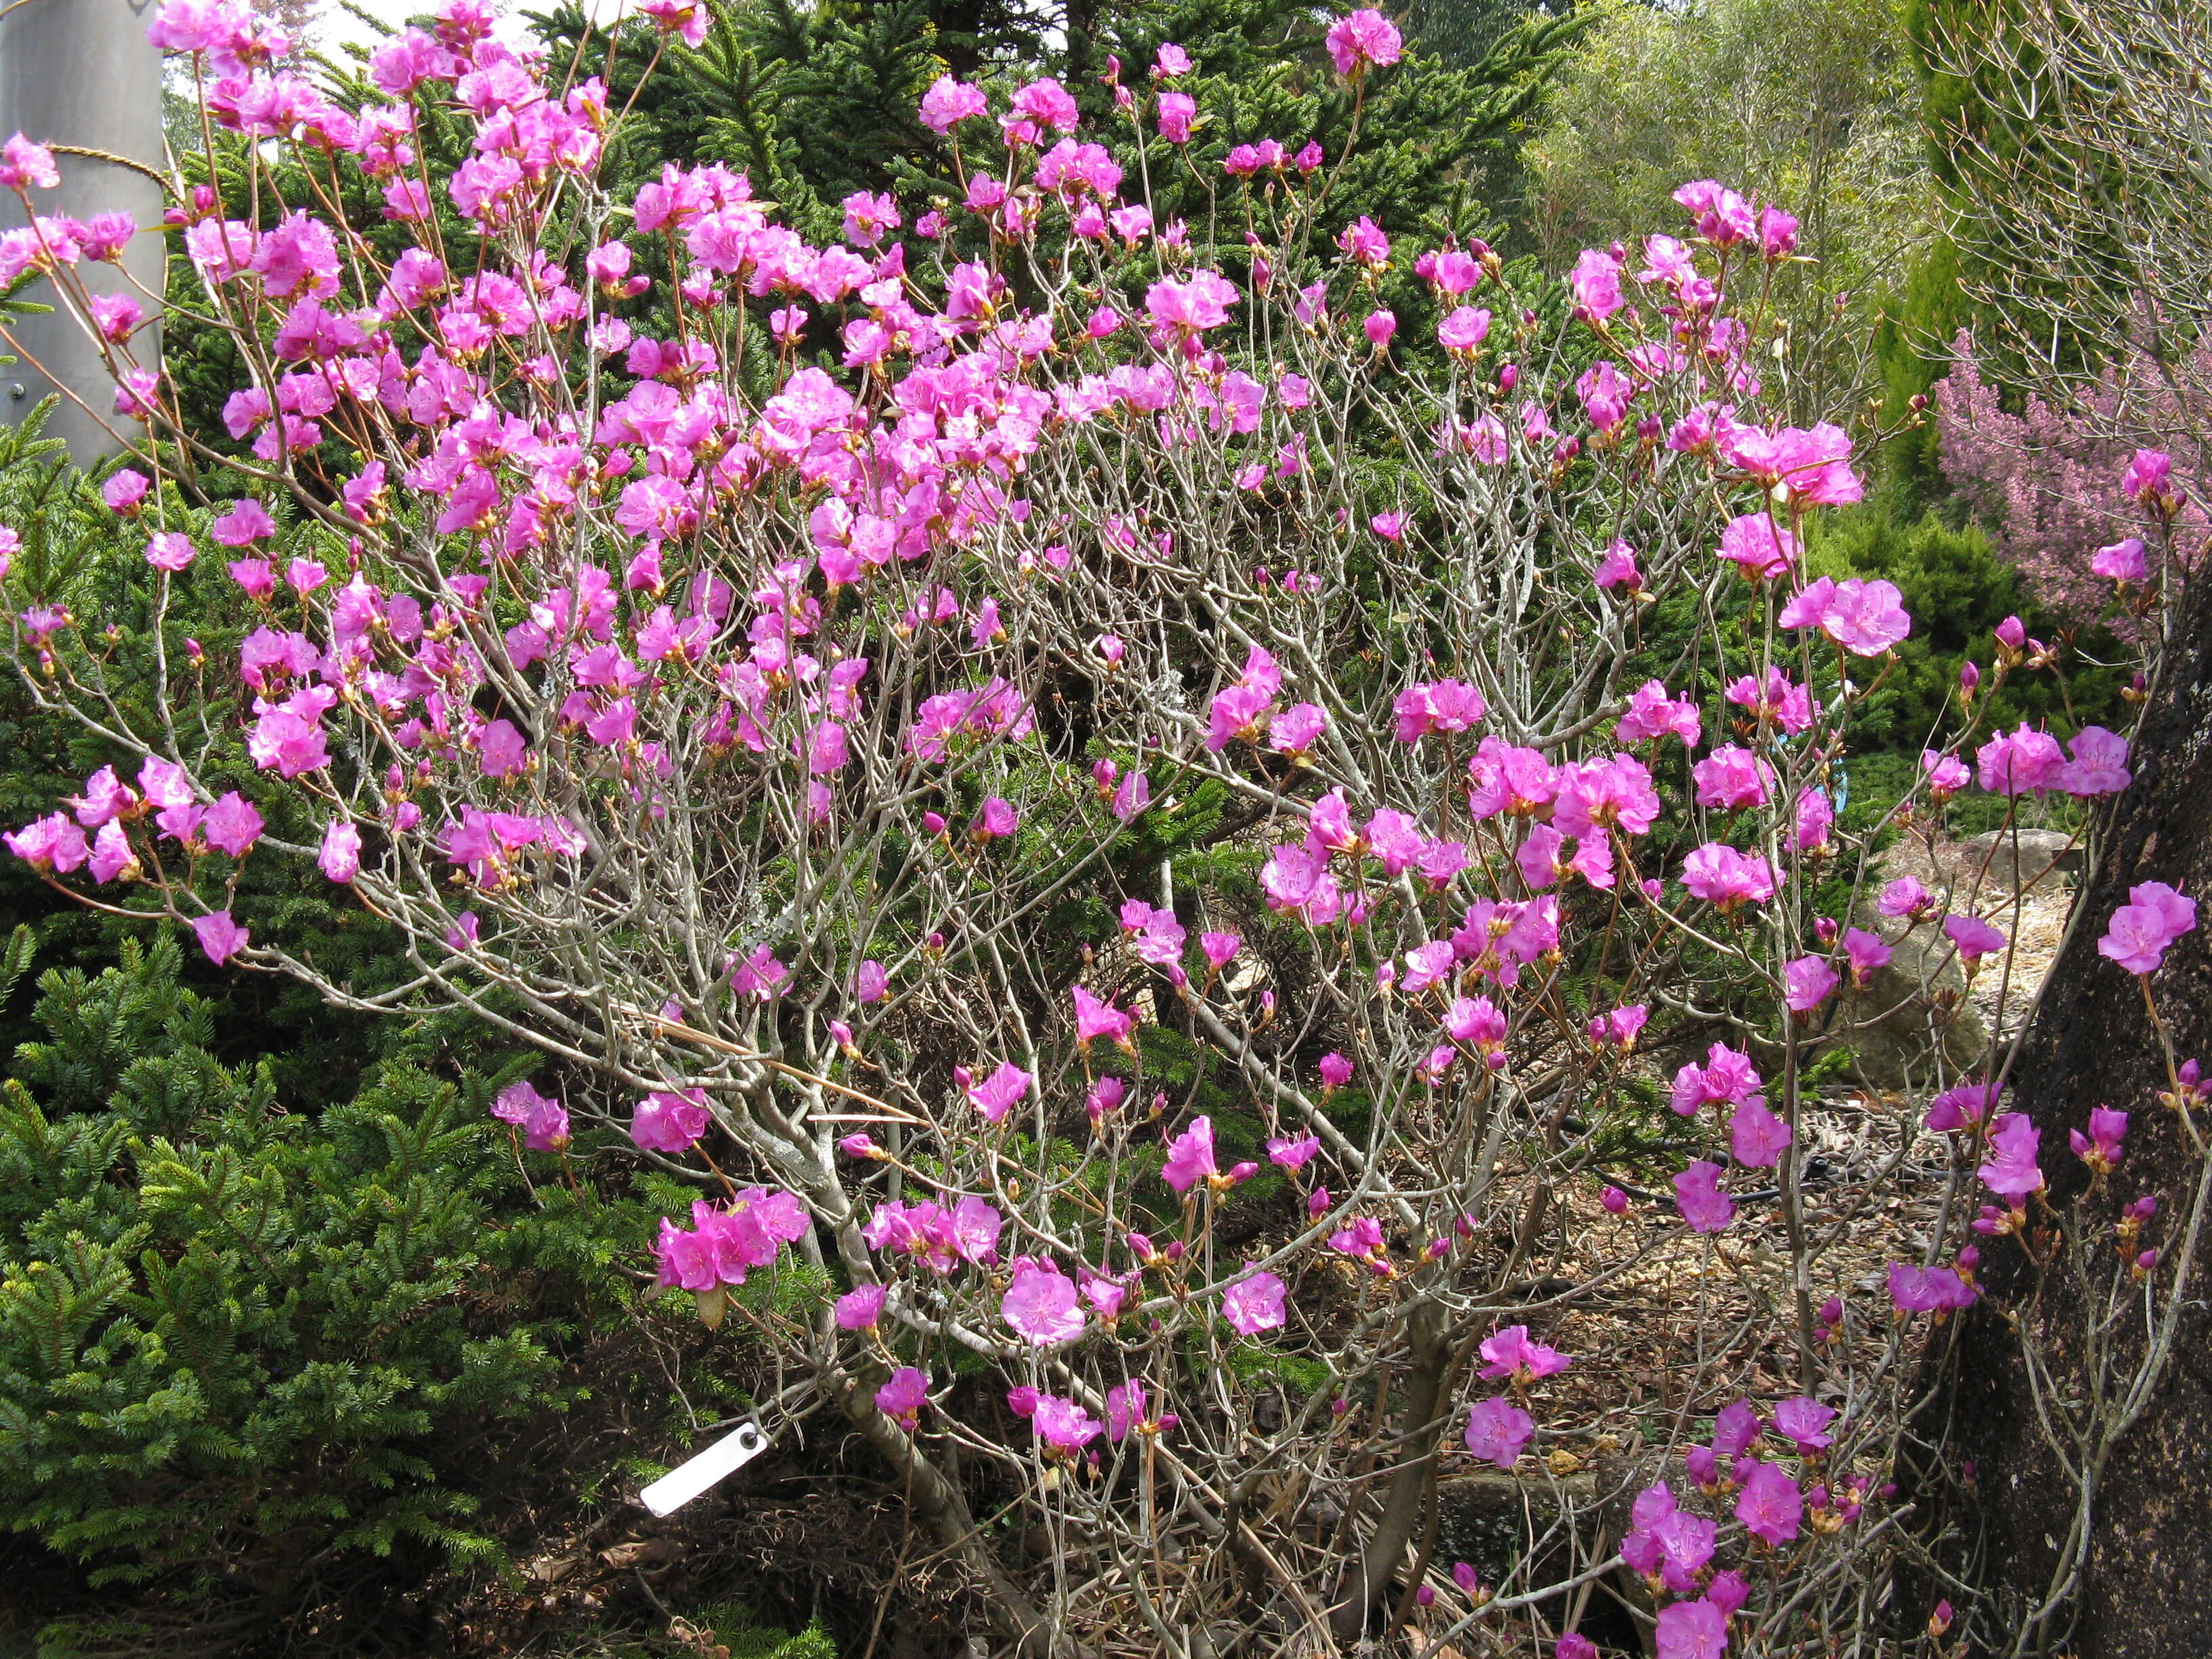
[0,935,611,1622]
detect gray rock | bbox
[1948,828,2081,898]
[1832,912,1990,1091]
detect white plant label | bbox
[640,1422,767,1517]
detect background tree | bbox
[1898,3,2212,1653]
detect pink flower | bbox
[1692,745,1771,810]
[1594,539,1641,591]
[1551,754,1660,837]
[2070,1105,2127,1172]
[1717,512,1797,578]
[1071,984,1136,1050]
[1923,749,1971,800]
[1671,1043,1762,1115]
[1879,877,1933,920]
[1155,89,1195,143]
[2091,536,2148,581]
[1568,247,1622,323]
[1944,913,2007,968]
[2098,881,2195,974]
[1681,842,1775,910]
[964,1061,1033,1124]
[1618,680,1701,747]
[1729,1100,1792,1169]
[1977,1112,2044,1200]
[1921,1085,1994,1142]
[876,1366,928,1430]
[212,498,274,546]
[0,132,58,190]
[2062,726,2131,796]
[1477,1324,1572,1384]
[1772,1395,1836,1452]
[102,470,151,516]
[632,1088,710,1152]
[1825,577,1911,653]
[918,75,988,134]
[1673,1161,1735,1232]
[190,909,249,966]
[1330,1215,1387,1262]
[1780,575,1911,653]
[1393,678,1488,741]
[1268,1132,1319,1170]
[1221,1267,1288,1335]
[1975,724,2067,795]
[835,1283,886,1330]
[1888,1261,1977,1313]
[1590,1004,1648,1050]
[1654,1598,1729,1659]
[1162,1115,1220,1193]
[855,960,889,1004]
[1784,955,1839,1012]
[1463,1396,1534,1468]
[67,766,135,828]
[1841,926,1891,987]
[1439,305,1491,352]
[1725,667,1816,735]
[202,791,264,857]
[145,531,195,571]
[2123,448,2174,506]
[1736,1460,1803,1544]
[1324,7,1401,75]
[1031,1394,1103,1452]
[492,1079,569,1150]
[1002,1261,1086,1345]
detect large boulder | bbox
[1830,915,1990,1092]
[1943,827,2081,898]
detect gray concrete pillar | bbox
[0,0,166,464]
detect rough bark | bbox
[1912,573,2212,1658]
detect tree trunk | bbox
[1910,574,2212,1658]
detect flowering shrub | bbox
[1933,333,2209,637]
[0,3,2203,1650]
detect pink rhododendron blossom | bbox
[1729,1100,1792,1168]
[2098,881,2196,973]
[493,1080,569,1150]
[835,1283,886,1330]
[1784,955,1839,1012]
[2070,1105,2128,1172]
[1324,8,1401,75]
[1463,1396,1534,1467]
[632,1088,710,1151]
[1673,1161,1735,1232]
[1653,1597,1729,1659]
[1477,1324,1571,1384]
[1221,1267,1287,1335]
[1003,1261,1086,1345]
[1736,1460,1803,1544]
[1681,842,1775,909]
[1161,1115,1219,1193]
[1978,1113,2045,1200]
[1889,1260,1978,1313]
[964,1060,1033,1123]
[1717,512,1795,577]
[876,1366,928,1430]
[1618,680,1700,746]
